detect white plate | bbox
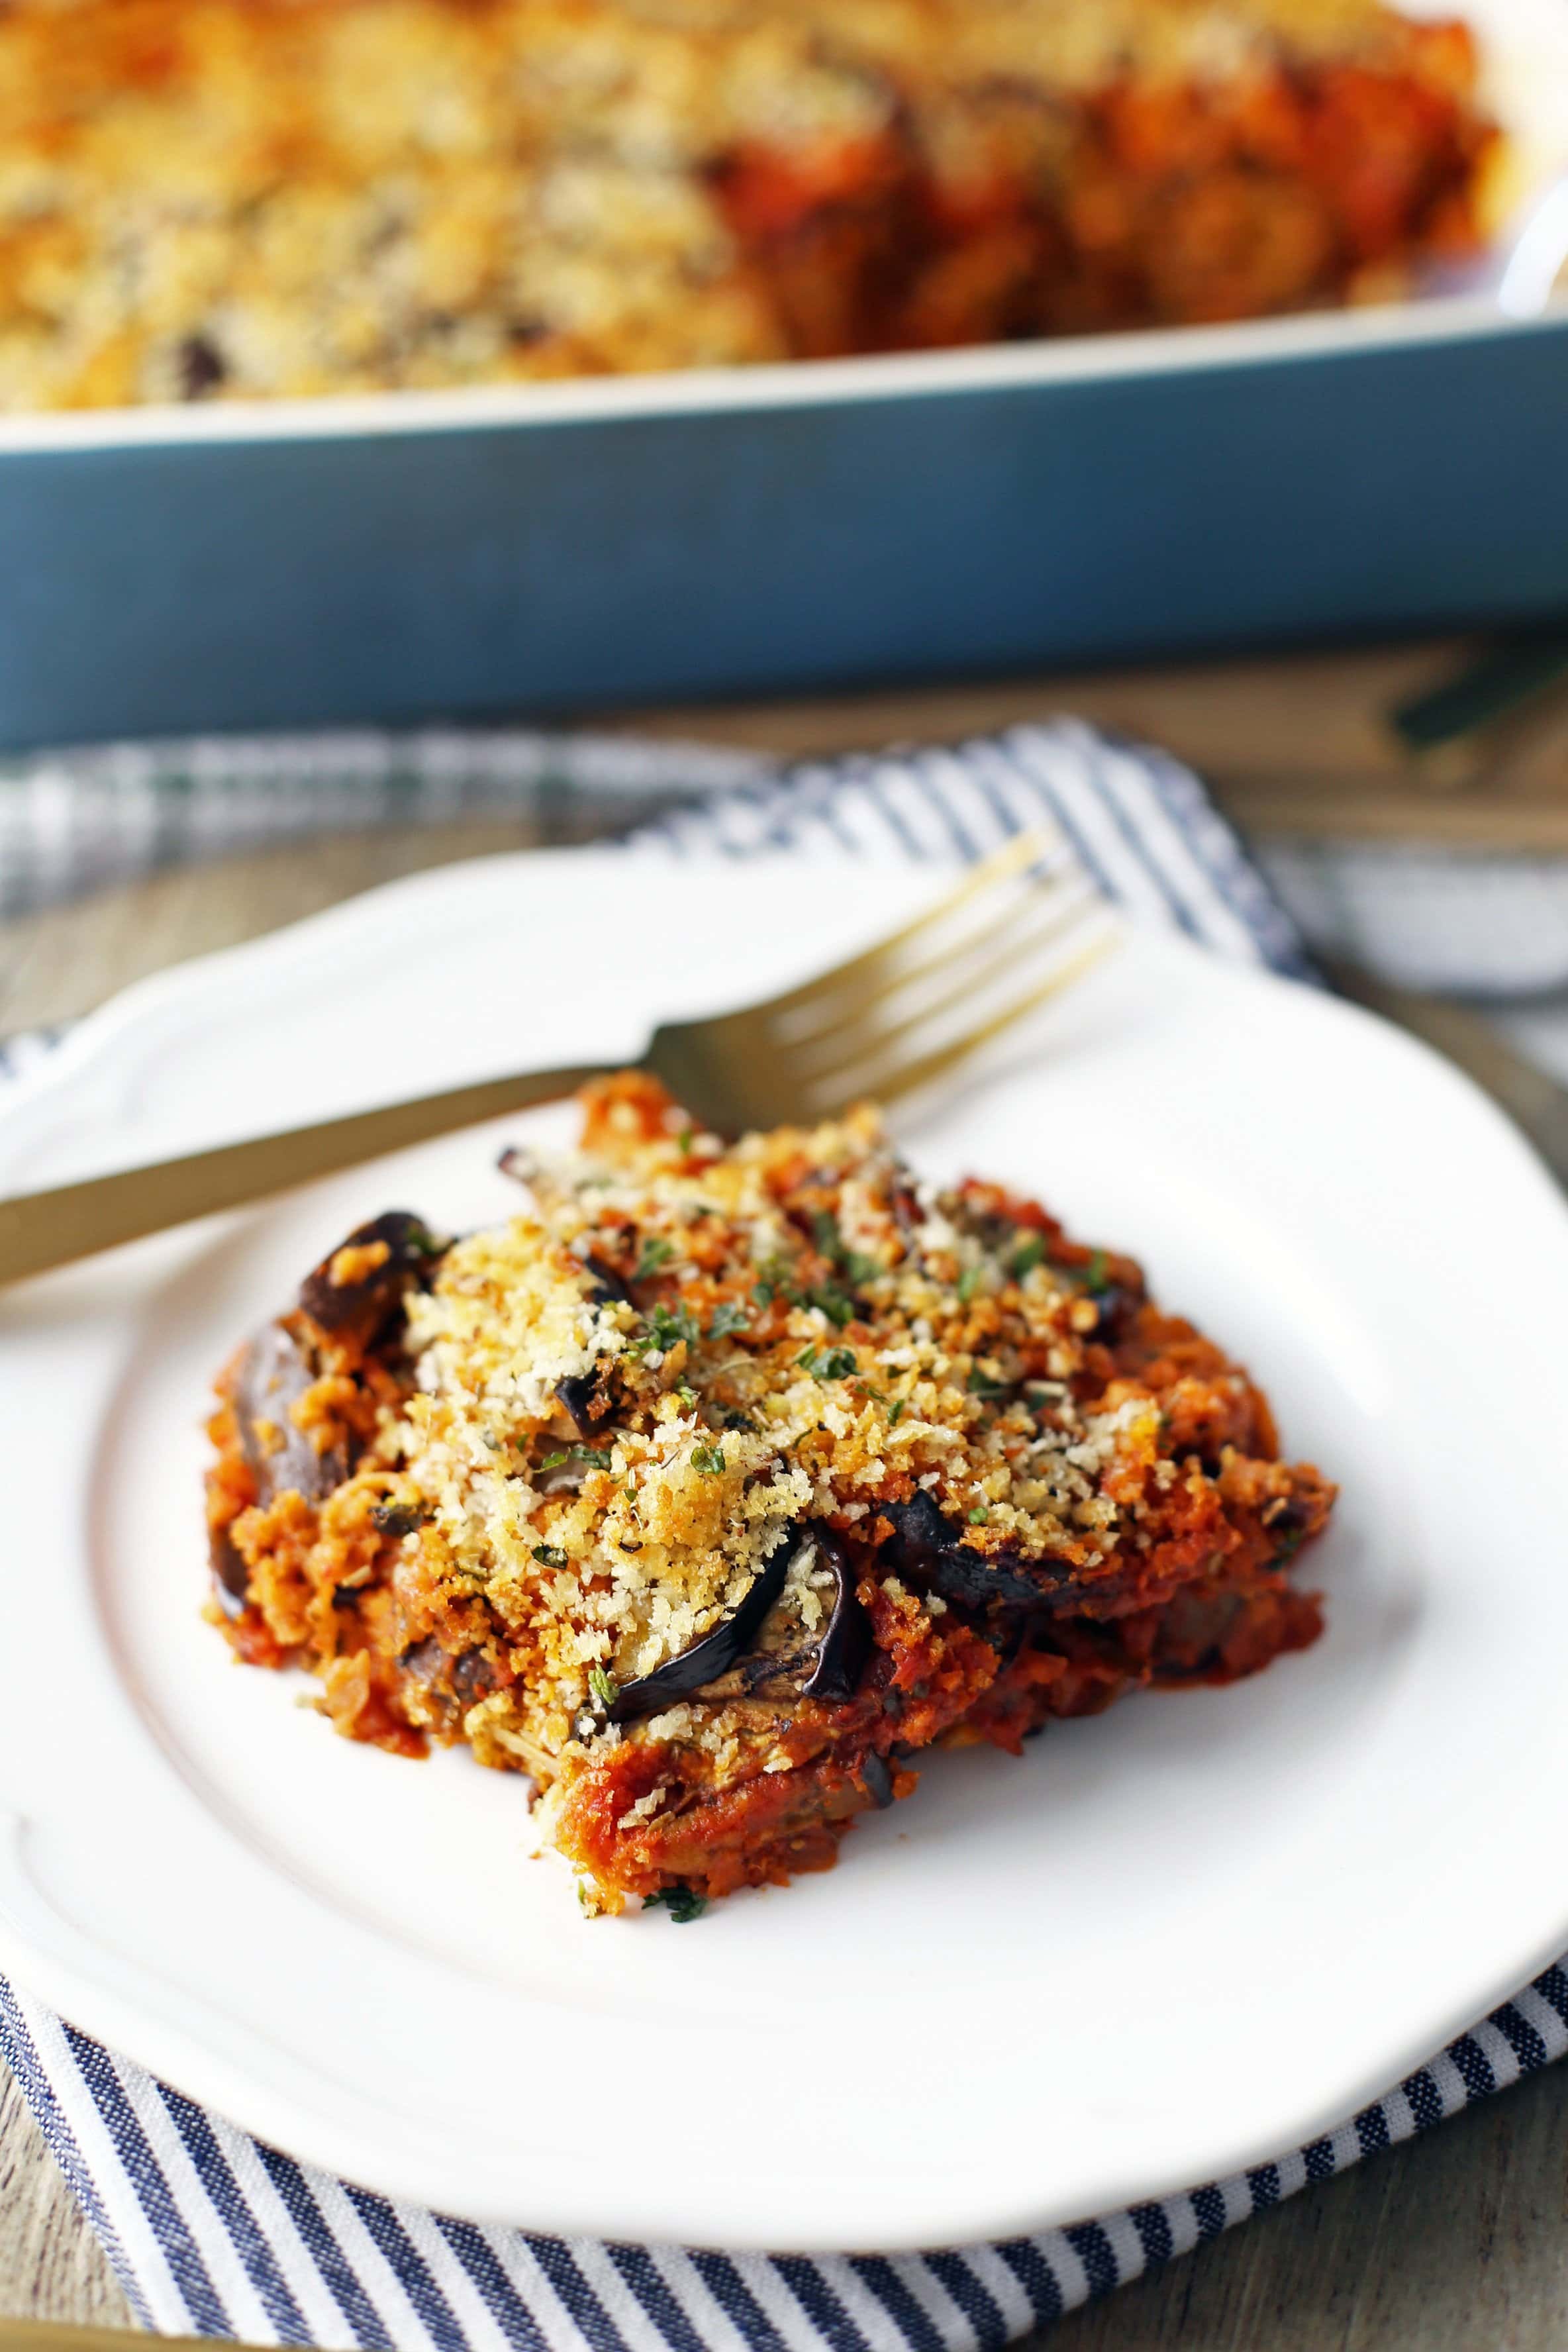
[2,847,1567,2255]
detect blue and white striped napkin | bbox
[3,719,1568,2349]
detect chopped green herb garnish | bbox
[1009,1232,1046,1278]
[587,1664,618,1709]
[532,1542,569,1567]
[956,1264,984,1303]
[629,1301,699,1355]
[967,1367,1011,1398]
[644,1885,707,1924]
[634,1236,676,1279]
[677,1126,695,1155]
[708,1300,750,1340]
[573,1444,613,1469]
[808,1284,857,1328]
[887,1398,907,1427]
[796,1344,820,1372]
[1081,1249,1109,1295]
[805,1211,879,1291]
[816,1346,858,1381]
[538,1449,571,1471]
[691,1442,726,1476]
[967,1504,991,1525]
[752,1253,797,1309]
[673,1383,699,1408]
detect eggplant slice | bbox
[608,1526,798,1724]
[232,1322,348,1504]
[883,1490,1081,1614]
[298,1210,444,1346]
[209,1320,349,1602]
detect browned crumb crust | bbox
[205,1074,1333,1914]
[0,0,1495,410]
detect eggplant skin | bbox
[883,1491,1079,1614]
[297,1210,443,1346]
[800,1526,872,1702]
[209,1525,251,1609]
[555,1370,605,1439]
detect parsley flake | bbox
[967,1504,991,1525]
[532,1542,569,1567]
[538,1449,571,1471]
[629,1301,699,1356]
[708,1300,750,1340]
[634,1236,676,1279]
[677,1126,695,1155]
[644,1885,707,1924]
[817,1346,858,1381]
[1082,1249,1109,1295]
[956,1264,984,1303]
[587,1664,619,1710]
[887,1398,907,1427]
[807,1212,878,1291]
[1009,1233,1046,1278]
[691,1442,726,1476]
[809,1284,857,1329]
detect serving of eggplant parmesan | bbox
[205,1072,1334,1917]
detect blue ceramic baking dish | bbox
[1,294,1565,747]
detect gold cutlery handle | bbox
[0,2328,244,2352]
[0,1060,610,1287]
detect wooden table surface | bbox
[7,660,1568,2349]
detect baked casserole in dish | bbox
[0,0,1497,409]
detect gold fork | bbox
[0,830,1116,1289]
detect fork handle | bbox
[0,2328,271,2352]
[0,1059,612,1288]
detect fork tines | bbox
[769,828,1118,1115]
